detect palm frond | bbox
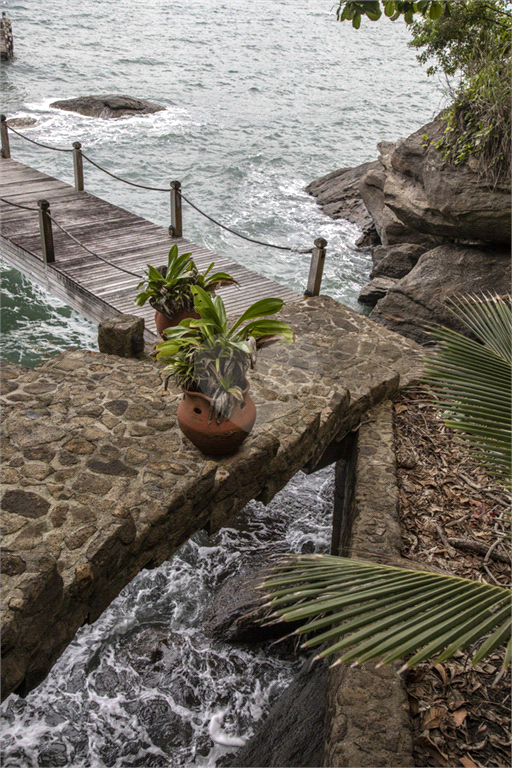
[424,294,511,486]
[263,556,511,669]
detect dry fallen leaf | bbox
[460,757,478,768]
[422,705,448,730]
[452,708,468,727]
[434,663,448,685]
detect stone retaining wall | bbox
[1,296,423,701]
[323,400,414,767]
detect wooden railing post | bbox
[304,238,327,297]
[169,180,182,238]
[73,141,84,191]
[0,114,10,158]
[37,199,55,263]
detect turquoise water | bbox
[0,0,443,367]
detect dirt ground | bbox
[393,387,511,768]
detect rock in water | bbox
[305,162,378,231]
[50,95,165,118]
[226,656,328,767]
[203,561,301,644]
[382,118,511,245]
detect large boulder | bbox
[50,95,165,119]
[384,119,511,245]
[358,142,443,249]
[370,244,511,344]
[370,243,426,280]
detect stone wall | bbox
[323,400,414,767]
[1,296,424,701]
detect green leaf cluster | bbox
[156,287,293,422]
[336,1,450,28]
[424,294,511,487]
[263,556,511,669]
[134,244,238,319]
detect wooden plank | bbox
[1,158,301,335]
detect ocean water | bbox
[0,0,444,367]
[0,2,444,765]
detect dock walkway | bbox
[0,158,299,340]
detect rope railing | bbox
[5,122,73,152]
[0,114,327,294]
[0,195,143,278]
[46,212,144,279]
[0,196,39,212]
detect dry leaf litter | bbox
[393,388,511,768]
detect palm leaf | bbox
[263,556,511,669]
[424,295,511,486]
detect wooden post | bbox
[38,199,55,263]
[304,237,327,297]
[169,180,182,238]
[0,114,10,158]
[0,13,14,61]
[73,141,84,191]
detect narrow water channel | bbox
[0,466,334,768]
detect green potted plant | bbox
[134,244,238,336]
[155,285,294,455]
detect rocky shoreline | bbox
[307,116,511,345]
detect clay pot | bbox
[177,382,256,456]
[154,308,200,337]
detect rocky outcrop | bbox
[305,163,378,231]
[371,243,511,344]
[306,117,511,343]
[50,95,165,119]
[386,120,511,245]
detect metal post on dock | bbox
[73,142,84,191]
[169,180,183,238]
[304,238,327,297]
[0,114,10,158]
[38,199,55,263]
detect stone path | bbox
[1,295,424,700]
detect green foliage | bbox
[336,2,512,182]
[134,244,237,318]
[410,1,511,182]
[155,287,293,421]
[336,1,450,28]
[263,556,511,669]
[424,295,511,487]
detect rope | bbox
[5,123,315,254]
[46,213,143,279]
[81,152,170,192]
[6,124,73,152]
[0,196,39,212]
[179,191,313,253]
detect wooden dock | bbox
[0,158,300,341]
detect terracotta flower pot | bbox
[154,308,200,337]
[177,382,256,456]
